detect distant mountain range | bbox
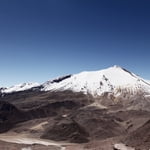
[1,65,150,99]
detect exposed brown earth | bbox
[124,119,150,150]
[0,90,150,150]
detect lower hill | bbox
[0,101,27,133]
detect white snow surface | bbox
[114,143,135,150]
[146,80,150,84]
[1,82,39,93]
[22,148,32,150]
[42,66,150,97]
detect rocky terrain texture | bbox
[0,66,150,150]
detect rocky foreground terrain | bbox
[0,66,150,150]
[0,90,149,150]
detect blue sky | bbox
[0,0,150,86]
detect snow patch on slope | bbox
[114,143,135,150]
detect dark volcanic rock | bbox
[0,90,93,110]
[26,100,81,119]
[72,107,126,140]
[50,75,72,83]
[42,119,89,143]
[42,106,126,143]
[125,119,150,150]
[0,101,27,133]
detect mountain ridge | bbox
[42,66,150,98]
[1,66,150,99]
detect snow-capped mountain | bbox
[1,82,39,94]
[1,66,150,99]
[42,66,150,98]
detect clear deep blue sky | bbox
[0,0,150,86]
